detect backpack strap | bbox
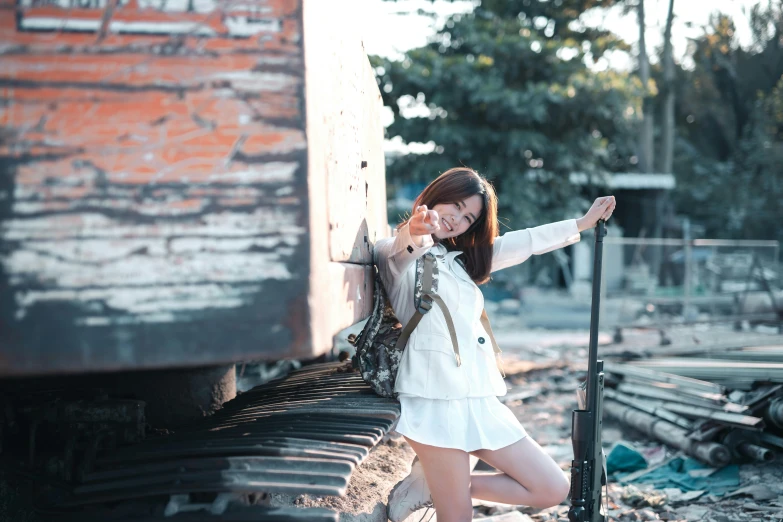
[397,254,462,366]
[480,308,505,378]
[396,254,505,376]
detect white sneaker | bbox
[387,456,433,522]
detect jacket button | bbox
[478,337,485,344]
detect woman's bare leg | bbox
[468,435,570,509]
[404,436,474,522]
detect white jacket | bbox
[373,219,581,400]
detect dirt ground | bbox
[269,323,783,521]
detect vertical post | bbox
[586,222,605,424]
[569,220,607,522]
[683,217,692,321]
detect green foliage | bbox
[373,0,642,229]
[670,4,783,243]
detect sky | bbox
[356,0,763,69]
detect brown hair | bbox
[398,167,498,285]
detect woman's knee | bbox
[533,472,570,508]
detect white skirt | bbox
[393,394,528,452]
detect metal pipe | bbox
[764,398,783,429]
[738,442,775,462]
[640,381,738,406]
[604,389,692,429]
[760,432,783,450]
[615,382,740,411]
[641,399,764,429]
[623,336,782,358]
[629,359,783,381]
[604,400,731,467]
[603,363,725,393]
[604,238,779,248]
[607,313,779,330]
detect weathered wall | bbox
[303,0,387,355]
[0,0,385,376]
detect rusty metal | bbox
[40,362,397,519]
[17,395,146,479]
[0,0,388,376]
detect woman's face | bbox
[431,194,483,240]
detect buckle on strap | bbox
[417,296,433,314]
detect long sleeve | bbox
[373,222,434,290]
[490,219,581,273]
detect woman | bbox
[375,167,616,522]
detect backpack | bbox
[349,252,505,398]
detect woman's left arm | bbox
[490,196,616,273]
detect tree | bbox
[660,0,676,174]
[373,0,643,230]
[671,4,783,243]
[636,0,654,173]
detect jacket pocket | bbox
[409,332,459,356]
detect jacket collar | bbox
[433,243,472,284]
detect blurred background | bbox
[1,1,782,519]
[353,0,783,331]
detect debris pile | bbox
[603,336,783,468]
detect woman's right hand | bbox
[409,204,441,237]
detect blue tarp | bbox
[628,457,740,495]
[607,443,740,495]
[607,442,648,474]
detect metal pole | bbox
[683,217,692,321]
[569,220,607,522]
[586,221,606,416]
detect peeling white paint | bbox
[224,17,281,37]
[205,162,298,184]
[170,236,297,253]
[79,313,178,326]
[20,17,219,36]
[206,71,296,93]
[2,202,304,320]
[19,0,281,38]
[6,248,293,285]
[1,210,306,240]
[8,249,283,320]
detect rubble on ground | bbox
[269,324,783,521]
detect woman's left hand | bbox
[576,196,616,232]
